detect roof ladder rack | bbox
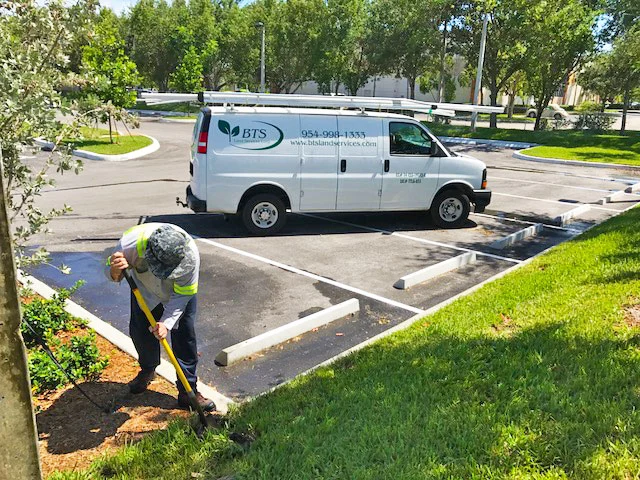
[139,91,505,116]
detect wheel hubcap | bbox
[439,197,463,222]
[251,202,278,228]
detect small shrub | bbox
[21,282,108,394]
[540,118,573,131]
[28,332,109,394]
[21,281,86,346]
[573,113,616,131]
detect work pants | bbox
[129,292,198,393]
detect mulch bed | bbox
[35,333,189,477]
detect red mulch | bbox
[35,334,189,477]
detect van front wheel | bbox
[242,194,287,235]
[430,190,470,228]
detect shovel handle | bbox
[123,269,209,428]
[123,269,195,396]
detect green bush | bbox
[28,332,109,394]
[575,101,602,113]
[21,282,108,394]
[21,281,85,347]
[573,112,616,131]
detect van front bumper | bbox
[472,189,491,213]
[186,186,207,212]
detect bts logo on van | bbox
[218,120,284,150]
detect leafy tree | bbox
[522,0,598,130]
[0,0,88,267]
[170,45,204,92]
[503,70,528,117]
[455,0,529,128]
[255,0,324,93]
[578,52,619,112]
[124,0,175,90]
[368,0,441,99]
[603,0,640,39]
[187,0,219,86]
[82,8,141,142]
[419,56,458,102]
[206,1,258,90]
[315,0,373,95]
[608,26,640,133]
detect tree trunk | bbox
[621,83,629,134]
[108,114,113,144]
[0,152,43,480]
[534,103,544,131]
[507,94,515,118]
[408,76,416,100]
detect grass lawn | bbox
[50,206,640,479]
[426,123,640,166]
[161,114,198,120]
[65,127,152,155]
[476,113,534,123]
[133,101,201,113]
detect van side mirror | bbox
[431,140,440,157]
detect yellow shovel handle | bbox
[123,269,194,394]
[130,288,194,394]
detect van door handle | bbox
[384,159,390,172]
[340,159,347,172]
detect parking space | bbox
[26,120,640,400]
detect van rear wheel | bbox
[242,194,286,235]
[430,190,470,228]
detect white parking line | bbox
[193,236,426,315]
[493,192,620,212]
[298,213,522,264]
[490,175,613,193]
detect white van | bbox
[185,105,491,235]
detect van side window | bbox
[389,122,431,156]
[192,114,203,149]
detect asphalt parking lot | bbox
[27,118,640,400]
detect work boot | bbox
[128,370,156,394]
[178,391,216,412]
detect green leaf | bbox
[218,120,230,135]
[231,126,240,137]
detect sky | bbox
[100,0,136,14]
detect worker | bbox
[105,222,215,411]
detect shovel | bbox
[123,268,212,435]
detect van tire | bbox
[430,190,470,228]
[241,194,287,235]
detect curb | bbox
[216,299,360,366]
[17,271,233,413]
[34,134,160,162]
[440,136,537,149]
[394,252,476,290]
[513,149,640,171]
